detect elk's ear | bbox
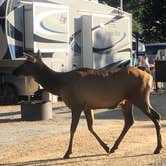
[37,49,41,55]
[23,52,36,63]
[36,49,42,60]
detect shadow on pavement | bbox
[2,153,152,166]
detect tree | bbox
[123,0,144,33]
[141,0,166,42]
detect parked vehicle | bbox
[145,43,166,64]
[145,43,166,90]
[0,0,132,104]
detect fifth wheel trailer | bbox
[0,0,132,104]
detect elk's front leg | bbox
[84,109,110,153]
[63,109,82,159]
[110,101,134,153]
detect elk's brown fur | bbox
[13,52,163,159]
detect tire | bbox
[0,83,18,105]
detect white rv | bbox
[0,0,132,104]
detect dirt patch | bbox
[0,93,166,165]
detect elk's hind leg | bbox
[150,106,163,154]
[110,100,134,153]
[84,109,110,153]
[136,101,163,154]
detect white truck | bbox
[0,0,132,104]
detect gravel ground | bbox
[0,91,166,165]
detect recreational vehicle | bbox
[0,0,132,104]
[145,43,166,64]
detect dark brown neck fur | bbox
[33,63,66,95]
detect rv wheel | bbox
[0,83,18,105]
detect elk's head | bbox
[13,50,43,77]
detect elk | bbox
[13,51,163,159]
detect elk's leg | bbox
[137,102,163,154]
[84,109,110,153]
[110,100,134,153]
[63,109,82,159]
[150,106,163,154]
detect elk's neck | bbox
[34,64,66,95]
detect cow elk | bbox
[13,51,163,159]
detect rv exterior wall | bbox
[3,0,132,67]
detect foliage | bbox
[141,0,166,42]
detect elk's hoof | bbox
[63,154,70,159]
[154,146,163,154]
[104,145,110,153]
[63,151,72,159]
[109,148,115,154]
[154,149,160,154]
[109,146,118,154]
